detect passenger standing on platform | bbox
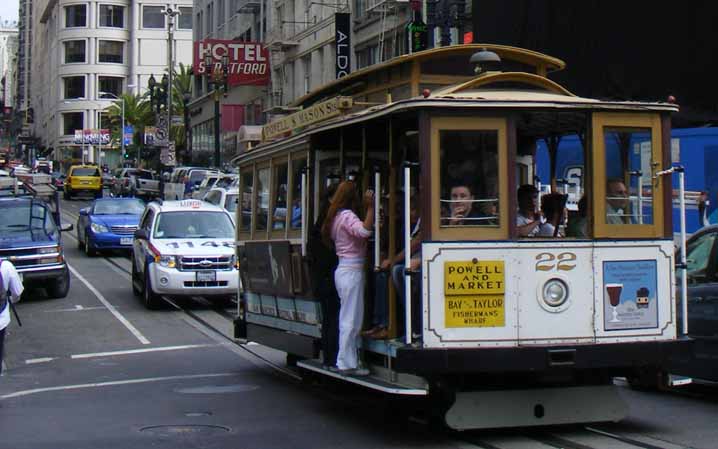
[308,183,340,369]
[321,181,374,376]
[0,259,25,375]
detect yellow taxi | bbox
[64,165,102,200]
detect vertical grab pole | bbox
[403,165,412,345]
[637,177,644,224]
[301,169,307,256]
[374,170,381,270]
[678,167,688,335]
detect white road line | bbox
[0,373,236,399]
[66,263,150,345]
[71,343,216,359]
[47,306,107,313]
[25,358,56,364]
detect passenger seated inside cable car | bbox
[537,192,568,237]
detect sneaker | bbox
[338,367,370,377]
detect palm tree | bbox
[104,93,153,158]
[170,63,193,156]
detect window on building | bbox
[65,5,87,27]
[196,11,203,38]
[143,6,165,28]
[98,77,123,98]
[217,0,225,28]
[354,0,366,20]
[98,40,124,63]
[206,3,214,33]
[302,55,311,95]
[64,76,85,99]
[178,7,192,29]
[63,112,84,135]
[99,5,124,27]
[64,40,86,63]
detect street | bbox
[0,197,717,449]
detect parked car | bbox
[64,165,102,200]
[667,225,718,382]
[193,174,238,199]
[111,168,159,199]
[77,197,145,256]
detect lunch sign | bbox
[444,260,505,328]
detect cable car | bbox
[232,44,690,429]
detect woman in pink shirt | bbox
[321,181,374,376]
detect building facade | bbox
[0,22,19,152]
[30,0,194,166]
[188,0,469,165]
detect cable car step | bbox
[297,359,428,396]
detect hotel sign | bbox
[262,96,353,141]
[193,40,270,86]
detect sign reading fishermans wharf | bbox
[262,96,353,141]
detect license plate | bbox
[196,271,216,282]
[120,237,132,245]
[81,181,91,185]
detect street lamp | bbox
[201,54,229,169]
[99,85,135,165]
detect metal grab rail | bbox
[654,165,687,335]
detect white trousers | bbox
[334,264,365,370]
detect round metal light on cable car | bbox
[542,278,568,307]
[470,48,501,75]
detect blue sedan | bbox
[77,198,145,256]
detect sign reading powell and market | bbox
[262,96,353,141]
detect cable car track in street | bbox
[60,202,302,383]
[60,201,695,449]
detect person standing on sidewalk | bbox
[321,180,374,376]
[0,259,25,374]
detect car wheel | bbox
[77,226,84,250]
[131,260,141,297]
[46,267,71,299]
[143,266,162,309]
[84,234,97,257]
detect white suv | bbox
[131,199,238,308]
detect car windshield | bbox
[134,170,154,180]
[224,194,238,213]
[154,211,234,239]
[189,170,207,184]
[94,199,145,215]
[73,168,100,176]
[0,201,57,235]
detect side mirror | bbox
[79,207,90,216]
[134,229,149,240]
[60,223,74,232]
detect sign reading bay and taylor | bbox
[444,260,505,328]
[193,40,270,86]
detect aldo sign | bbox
[335,13,351,79]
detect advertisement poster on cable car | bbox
[193,40,270,86]
[602,260,658,330]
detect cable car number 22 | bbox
[535,252,577,271]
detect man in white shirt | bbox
[517,184,542,237]
[0,259,25,374]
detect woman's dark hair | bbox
[321,180,360,246]
[541,193,567,221]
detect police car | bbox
[131,199,238,308]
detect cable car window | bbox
[604,128,653,225]
[256,167,270,232]
[290,158,307,231]
[272,163,288,230]
[440,130,499,227]
[239,170,253,233]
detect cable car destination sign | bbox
[193,40,270,86]
[262,96,353,140]
[444,260,505,328]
